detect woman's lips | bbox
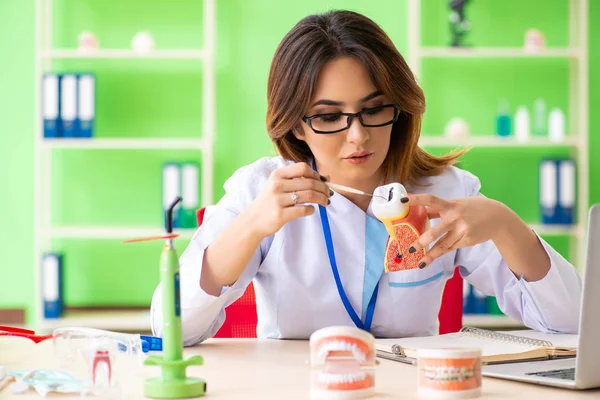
[344,153,373,164]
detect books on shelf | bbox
[162,162,201,229]
[41,253,64,319]
[463,281,504,317]
[540,158,576,225]
[181,162,200,228]
[43,73,95,139]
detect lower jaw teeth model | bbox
[309,326,376,399]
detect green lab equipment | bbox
[143,196,206,398]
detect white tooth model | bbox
[371,183,409,220]
[310,326,376,399]
[371,183,429,272]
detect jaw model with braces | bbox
[417,348,482,398]
[309,326,376,399]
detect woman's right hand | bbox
[246,162,333,238]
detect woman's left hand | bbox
[401,194,511,269]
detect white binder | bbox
[181,163,200,228]
[77,74,95,138]
[60,74,78,137]
[539,159,558,224]
[42,73,60,138]
[558,159,576,225]
[42,253,63,319]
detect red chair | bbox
[195,208,463,338]
[196,208,258,338]
[438,267,463,334]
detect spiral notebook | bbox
[375,327,577,365]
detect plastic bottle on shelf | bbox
[496,99,511,137]
[514,106,530,143]
[548,108,566,142]
[533,98,546,136]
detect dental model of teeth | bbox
[371,183,430,272]
[422,366,475,382]
[316,340,368,364]
[317,371,369,385]
[417,348,482,399]
[310,326,376,399]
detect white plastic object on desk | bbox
[0,365,11,392]
[11,379,29,394]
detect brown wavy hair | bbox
[266,10,466,185]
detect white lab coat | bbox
[151,156,582,346]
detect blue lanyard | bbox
[312,160,379,332]
[317,204,379,332]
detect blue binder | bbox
[60,74,78,137]
[42,73,60,138]
[539,159,558,224]
[557,159,576,225]
[42,253,63,319]
[77,74,95,138]
[471,287,488,314]
[180,162,200,228]
[463,280,472,314]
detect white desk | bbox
[1,338,599,399]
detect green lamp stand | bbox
[143,196,206,398]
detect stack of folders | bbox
[375,327,577,366]
[162,162,201,229]
[539,158,576,225]
[41,253,64,319]
[42,73,96,138]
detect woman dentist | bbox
[151,10,582,346]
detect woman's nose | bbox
[346,116,369,144]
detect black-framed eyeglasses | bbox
[302,104,400,134]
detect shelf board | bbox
[47,226,197,239]
[44,49,207,60]
[419,135,580,148]
[463,314,525,329]
[45,224,575,240]
[41,137,206,150]
[38,309,151,332]
[529,224,582,237]
[418,47,581,59]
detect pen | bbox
[376,350,416,365]
[325,182,388,200]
